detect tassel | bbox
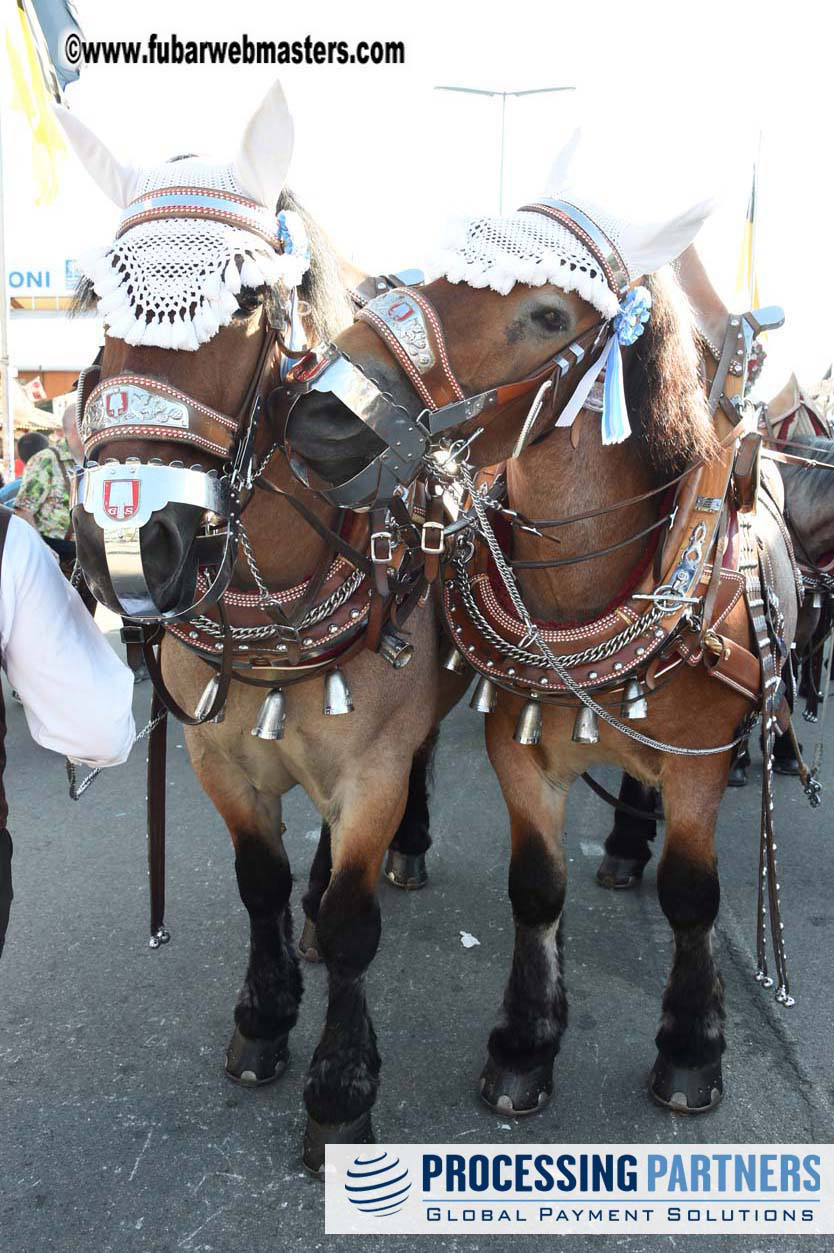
[239,256,266,289]
[223,257,242,294]
[600,337,631,445]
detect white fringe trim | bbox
[425,246,620,320]
[81,235,309,352]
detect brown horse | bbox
[58,83,462,1173]
[290,234,800,1118]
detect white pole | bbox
[0,93,13,481]
[498,93,507,214]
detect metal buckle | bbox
[421,520,445,556]
[370,530,394,564]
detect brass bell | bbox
[621,678,649,720]
[195,674,225,724]
[251,688,286,740]
[572,705,599,744]
[469,676,497,713]
[513,699,542,745]
[442,645,469,675]
[379,625,414,669]
[323,668,354,716]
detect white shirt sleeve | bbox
[0,516,136,767]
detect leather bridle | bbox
[72,323,279,621]
[277,282,608,511]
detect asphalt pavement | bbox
[2,631,834,1253]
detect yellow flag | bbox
[735,168,760,311]
[3,0,66,206]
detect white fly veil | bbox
[426,131,717,443]
[54,81,308,351]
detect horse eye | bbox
[532,307,568,333]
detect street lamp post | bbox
[435,85,575,214]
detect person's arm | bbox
[1,516,135,766]
[12,451,51,529]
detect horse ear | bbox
[233,79,294,209]
[622,198,717,281]
[543,129,581,197]
[52,104,140,207]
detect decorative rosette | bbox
[613,285,652,346]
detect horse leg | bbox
[649,756,726,1114]
[596,772,658,889]
[188,744,302,1086]
[479,718,569,1115]
[302,766,410,1173]
[298,731,437,960]
[298,822,331,963]
[384,728,438,890]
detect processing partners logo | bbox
[326,1143,832,1235]
[344,1150,412,1216]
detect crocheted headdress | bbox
[54,81,308,351]
[427,132,716,442]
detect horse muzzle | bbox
[72,460,233,621]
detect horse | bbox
[597,434,834,892]
[57,82,461,1172]
[287,189,800,1118]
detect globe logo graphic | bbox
[344,1150,412,1216]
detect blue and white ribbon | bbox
[555,285,652,444]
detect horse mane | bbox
[624,267,719,476]
[71,170,353,343]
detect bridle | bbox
[70,184,292,622]
[72,325,277,620]
[278,277,609,511]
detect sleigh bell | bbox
[514,699,543,746]
[195,674,225,724]
[469,676,497,713]
[323,668,354,716]
[621,678,648,721]
[572,705,599,744]
[442,645,469,675]
[379,624,414,669]
[251,688,286,740]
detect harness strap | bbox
[147,688,169,947]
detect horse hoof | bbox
[302,1111,375,1177]
[649,1053,723,1114]
[297,917,321,963]
[478,1055,553,1116]
[595,852,647,890]
[384,849,428,891]
[224,1025,288,1086]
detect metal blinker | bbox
[514,699,543,745]
[572,705,600,744]
[379,625,415,669]
[195,674,225,724]
[323,668,354,716]
[621,678,649,721]
[469,676,497,713]
[251,688,286,740]
[442,645,469,675]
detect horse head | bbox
[56,81,305,618]
[285,168,718,507]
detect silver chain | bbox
[66,708,168,801]
[460,463,750,757]
[452,546,662,668]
